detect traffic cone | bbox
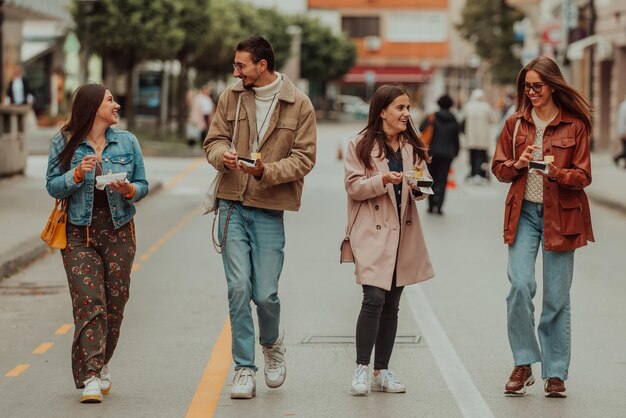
[446,168,457,189]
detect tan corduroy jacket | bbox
[203,75,316,211]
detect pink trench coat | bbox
[344,136,435,291]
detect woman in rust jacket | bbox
[344,85,434,396]
[492,56,594,399]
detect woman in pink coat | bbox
[344,85,435,396]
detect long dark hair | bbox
[356,84,429,170]
[516,56,592,134]
[52,83,107,170]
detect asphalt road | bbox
[1,123,625,418]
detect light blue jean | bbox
[218,200,285,371]
[507,200,575,380]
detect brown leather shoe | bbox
[504,365,535,396]
[544,377,567,398]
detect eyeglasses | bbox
[522,82,546,93]
[232,60,261,72]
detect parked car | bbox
[334,95,369,120]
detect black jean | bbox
[427,157,453,211]
[355,277,404,370]
[469,149,488,178]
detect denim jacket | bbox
[46,127,149,229]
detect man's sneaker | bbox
[371,369,406,393]
[262,332,286,388]
[80,376,103,403]
[351,364,369,396]
[100,364,111,395]
[230,368,256,399]
[504,365,534,396]
[544,377,567,398]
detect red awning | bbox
[342,65,433,84]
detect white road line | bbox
[405,285,495,418]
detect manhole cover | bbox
[301,335,421,344]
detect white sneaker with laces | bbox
[351,364,369,396]
[100,364,111,395]
[371,369,406,393]
[81,376,103,403]
[230,368,256,399]
[262,332,286,388]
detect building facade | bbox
[308,0,476,110]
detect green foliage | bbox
[292,15,356,84]
[71,0,185,71]
[456,0,523,84]
[193,0,292,78]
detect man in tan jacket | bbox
[203,36,316,399]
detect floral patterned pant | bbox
[61,208,136,388]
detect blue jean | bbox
[507,200,574,380]
[218,200,285,371]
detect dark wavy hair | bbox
[516,56,592,134]
[356,85,430,170]
[236,36,276,72]
[52,83,107,170]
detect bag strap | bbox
[230,94,243,149]
[512,117,521,160]
[344,201,363,240]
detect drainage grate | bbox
[301,334,421,344]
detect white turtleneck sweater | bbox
[252,73,283,150]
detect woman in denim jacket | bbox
[46,83,148,403]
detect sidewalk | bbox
[1,144,624,279]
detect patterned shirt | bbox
[523,109,556,204]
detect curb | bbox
[0,181,164,281]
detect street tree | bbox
[193,0,292,79]
[456,0,523,85]
[71,0,184,130]
[291,15,356,99]
[173,0,211,139]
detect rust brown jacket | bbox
[491,109,594,251]
[204,75,316,211]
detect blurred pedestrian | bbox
[188,84,214,147]
[613,94,626,168]
[462,89,497,184]
[344,84,434,396]
[492,56,594,398]
[421,94,461,215]
[5,65,33,105]
[204,36,316,399]
[45,83,149,403]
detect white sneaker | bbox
[230,368,256,399]
[371,369,406,393]
[351,364,369,396]
[262,332,286,388]
[100,364,111,395]
[81,376,103,403]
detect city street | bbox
[1,123,625,418]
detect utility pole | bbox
[0,1,5,101]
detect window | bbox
[341,16,380,38]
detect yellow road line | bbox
[54,324,74,335]
[33,342,54,354]
[185,320,232,418]
[165,158,204,189]
[5,364,29,377]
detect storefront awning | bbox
[342,65,433,84]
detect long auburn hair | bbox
[356,84,430,170]
[52,83,108,170]
[516,56,592,135]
